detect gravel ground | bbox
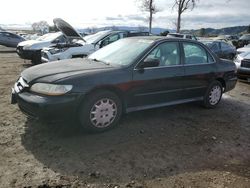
[0,45,249,188]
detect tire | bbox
[78,90,122,132]
[203,81,223,109]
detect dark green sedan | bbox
[11,37,237,132]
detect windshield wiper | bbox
[91,58,110,65]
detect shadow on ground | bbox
[21,97,250,183]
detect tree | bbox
[247,25,250,33]
[199,28,206,37]
[32,21,49,34]
[137,0,158,33]
[160,30,169,36]
[173,0,198,33]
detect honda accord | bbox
[11,37,237,132]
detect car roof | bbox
[126,36,199,43]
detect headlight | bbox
[49,48,67,54]
[30,83,72,96]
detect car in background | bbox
[0,31,25,48]
[11,37,237,132]
[16,32,66,64]
[234,52,250,81]
[201,40,236,60]
[167,33,197,40]
[238,34,250,48]
[41,18,149,63]
[237,44,250,54]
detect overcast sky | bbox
[0,0,249,29]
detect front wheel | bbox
[78,90,122,132]
[203,81,223,108]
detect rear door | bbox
[181,42,216,99]
[128,41,185,109]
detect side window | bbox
[211,43,219,51]
[183,42,210,65]
[145,42,180,67]
[221,42,230,50]
[101,34,120,47]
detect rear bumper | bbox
[12,91,81,120]
[225,77,237,92]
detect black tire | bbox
[78,90,122,133]
[203,81,223,109]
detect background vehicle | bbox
[237,44,250,54]
[0,31,25,48]
[11,37,237,132]
[16,32,66,64]
[167,33,197,40]
[234,51,250,81]
[201,40,236,59]
[41,18,149,63]
[238,34,250,48]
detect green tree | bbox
[247,25,250,33]
[199,28,206,37]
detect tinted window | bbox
[220,42,231,50]
[101,33,120,47]
[211,43,219,51]
[145,42,180,66]
[183,42,210,65]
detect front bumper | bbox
[11,90,81,120]
[16,46,41,63]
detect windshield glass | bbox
[88,38,154,66]
[83,30,111,44]
[36,32,62,41]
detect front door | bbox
[127,41,185,109]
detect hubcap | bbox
[90,98,117,128]
[209,85,222,105]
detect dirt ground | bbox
[0,45,249,188]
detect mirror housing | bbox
[139,58,160,69]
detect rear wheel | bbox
[78,90,122,132]
[203,81,223,108]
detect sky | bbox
[0,0,249,30]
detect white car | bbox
[16,32,66,64]
[236,44,250,54]
[234,51,250,81]
[41,18,149,62]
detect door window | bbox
[145,42,180,67]
[183,42,212,64]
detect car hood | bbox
[21,58,114,83]
[53,18,85,42]
[18,40,40,47]
[238,51,250,59]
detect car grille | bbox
[241,59,250,68]
[14,77,29,93]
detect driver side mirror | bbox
[138,58,160,69]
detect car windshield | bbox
[36,32,62,41]
[83,30,111,44]
[240,34,250,40]
[88,38,153,66]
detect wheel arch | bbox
[78,85,126,113]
